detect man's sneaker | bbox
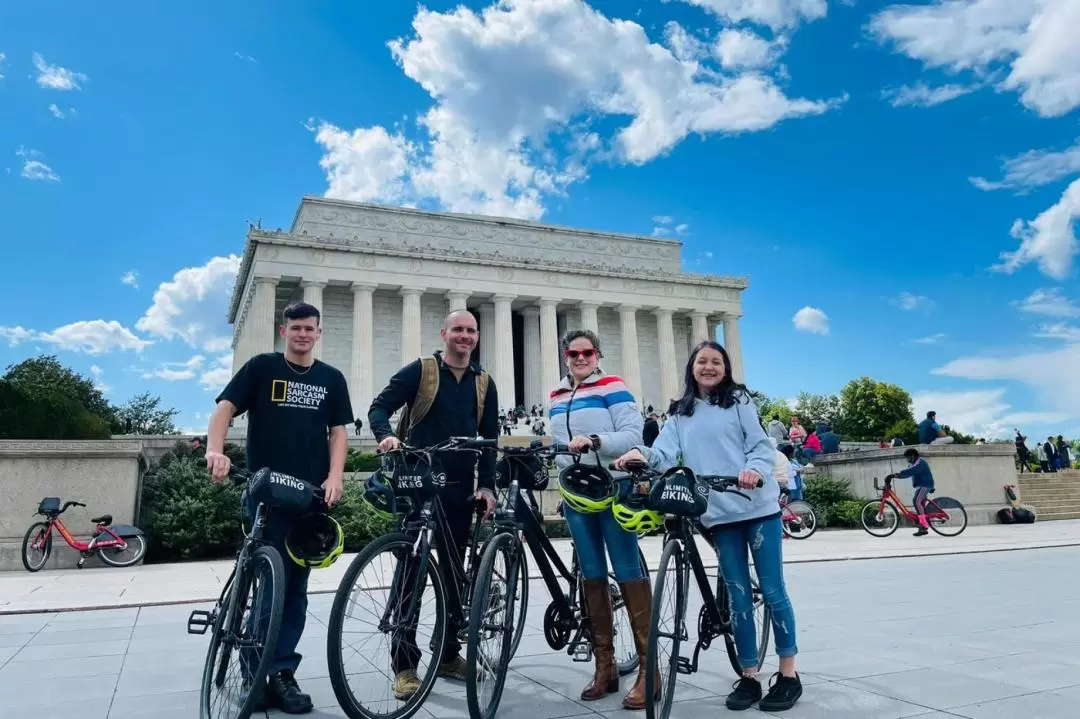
[914,527,929,536]
[267,669,314,714]
[393,670,421,700]
[758,672,803,712]
[437,655,468,681]
[724,675,762,710]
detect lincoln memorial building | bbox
[226,197,748,424]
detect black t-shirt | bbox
[217,352,354,485]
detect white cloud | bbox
[913,333,947,344]
[199,355,233,391]
[714,28,786,70]
[970,137,1080,192]
[142,355,205,382]
[48,103,74,119]
[869,0,1080,118]
[881,81,976,107]
[670,0,828,31]
[234,52,257,63]
[1034,323,1080,342]
[32,52,88,91]
[0,52,6,80]
[88,364,111,394]
[994,177,1080,280]
[675,223,690,235]
[1013,287,1080,317]
[135,255,241,352]
[313,0,839,220]
[912,388,1068,439]
[792,306,829,334]
[663,22,712,62]
[120,270,139,289]
[653,226,671,237]
[652,215,674,225]
[16,148,59,182]
[891,292,933,312]
[0,320,151,355]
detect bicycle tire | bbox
[508,542,529,660]
[723,575,771,676]
[199,544,286,719]
[644,540,685,719]
[927,497,968,537]
[97,534,148,567]
[465,532,521,719]
[860,499,899,537]
[781,500,818,540]
[21,521,52,572]
[327,532,448,719]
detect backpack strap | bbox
[475,370,490,426]
[395,356,440,439]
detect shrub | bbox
[802,475,865,529]
[345,450,382,473]
[331,478,394,553]
[826,499,865,528]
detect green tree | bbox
[942,424,976,445]
[837,377,914,440]
[0,356,115,439]
[792,391,843,429]
[116,392,180,435]
[884,417,919,445]
[749,391,794,426]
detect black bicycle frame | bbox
[513,492,579,616]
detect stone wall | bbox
[810,444,1018,526]
[0,440,148,571]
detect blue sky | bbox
[1,0,1078,440]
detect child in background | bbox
[779,444,803,500]
[886,447,934,536]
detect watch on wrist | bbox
[589,434,602,449]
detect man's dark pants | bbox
[391,483,477,674]
[242,492,311,676]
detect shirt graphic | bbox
[271,379,328,410]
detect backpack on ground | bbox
[395,356,490,438]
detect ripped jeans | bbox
[712,513,798,671]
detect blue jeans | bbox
[563,504,643,581]
[712,514,798,670]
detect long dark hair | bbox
[668,340,750,417]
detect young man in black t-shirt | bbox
[206,301,353,715]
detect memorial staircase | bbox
[1017,472,1080,521]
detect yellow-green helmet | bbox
[611,487,664,535]
[284,513,345,570]
[558,461,614,514]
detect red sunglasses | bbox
[565,349,597,359]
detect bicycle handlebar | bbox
[610,461,765,491]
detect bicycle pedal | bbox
[676,657,693,675]
[187,609,214,635]
[569,641,593,662]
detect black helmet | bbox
[284,512,344,569]
[496,454,549,491]
[362,470,397,519]
[558,459,614,514]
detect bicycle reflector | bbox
[496,454,549,491]
[285,512,344,570]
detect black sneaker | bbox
[267,669,314,714]
[913,527,929,536]
[759,672,803,712]
[725,676,762,710]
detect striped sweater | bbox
[549,371,644,474]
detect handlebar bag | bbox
[384,452,446,498]
[248,468,317,513]
[647,467,710,518]
[38,497,62,515]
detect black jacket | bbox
[368,352,500,490]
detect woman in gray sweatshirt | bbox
[615,340,802,713]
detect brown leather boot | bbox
[620,577,658,710]
[580,578,619,701]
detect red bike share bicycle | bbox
[22,497,148,572]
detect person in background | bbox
[1056,436,1071,470]
[767,414,788,443]
[817,424,840,454]
[779,443,803,501]
[1043,437,1058,473]
[918,411,954,445]
[788,416,807,447]
[643,412,660,447]
[798,429,822,463]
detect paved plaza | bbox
[3,544,1080,718]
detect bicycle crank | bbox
[542,601,572,650]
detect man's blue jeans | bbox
[711,513,798,671]
[563,504,644,581]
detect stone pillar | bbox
[478,302,495,371]
[654,308,679,408]
[618,304,643,403]
[250,275,278,356]
[446,290,469,314]
[350,283,376,426]
[539,299,560,406]
[493,294,517,411]
[723,313,745,383]
[578,301,599,334]
[690,310,709,345]
[301,280,326,359]
[522,307,541,409]
[400,287,423,365]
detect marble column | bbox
[478,303,495,372]
[690,310,709,345]
[400,287,423,365]
[654,308,679,408]
[301,280,326,359]
[446,290,469,314]
[350,283,375,425]
[577,301,599,335]
[493,294,517,410]
[618,304,643,403]
[522,307,541,409]
[539,299,560,404]
[251,275,278,356]
[723,313,745,383]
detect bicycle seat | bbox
[91,514,112,525]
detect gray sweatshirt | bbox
[639,396,778,529]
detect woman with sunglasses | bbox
[549,329,651,710]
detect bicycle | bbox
[464,440,649,719]
[22,497,147,572]
[778,489,817,540]
[614,461,771,719]
[326,436,516,719]
[860,476,968,537]
[186,466,325,719]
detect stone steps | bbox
[1015,476,1080,521]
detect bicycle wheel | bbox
[21,522,52,572]
[781,501,818,540]
[926,496,968,537]
[860,499,899,537]
[97,534,147,567]
[508,542,529,660]
[466,532,521,719]
[722,575,771,676]
[327,532,448,719]
[645,540,685,719]
[199,545,285,719]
